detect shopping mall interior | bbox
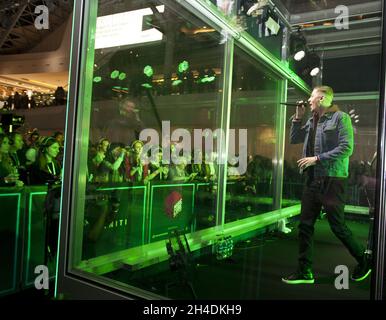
[0,0,385,302]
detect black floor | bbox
[130,217,371,300]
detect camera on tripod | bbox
[0,113,25,133]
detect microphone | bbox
[280,100,308,107]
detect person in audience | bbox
[13,92,21,109]
[8,132,27,183]
[89,138,126,183]
[53,131,64,147]
[20,92,29,109]
[169,156,197,182]
[54,86,66,105]
[103,98,145,146]
[106,142,127,182]
[227,156,243,181]
[52,131,65,163]
[30,136,62,185]
[28,136,62,263]
[190,149,205,181]
[0,133,24,187]
[25,134,44,167]
[144,146,169,184]
[203,151,217,182]
[125,140,148,182]
[28,129,40,147]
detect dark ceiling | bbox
[0,0,73,55]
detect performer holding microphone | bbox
[282,86,371,284]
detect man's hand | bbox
[15,180,24,187]
[295,104,306,120]
[297,156,318,170]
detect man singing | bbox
[282,86,371,284]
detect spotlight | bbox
[292,50,321,79]
[308,52,321,77]
[143,65,154,77]
[110,70,120,79]
[142,65,153,88]
[290,30,307,61]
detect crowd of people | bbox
[88,139,224,185]
[0,87,67,110]
[85,136,281,205]
[0,128,64,187]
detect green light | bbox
[200,76,215,83]
[112,86,122,90]
[75,204,302,275]
[143,65,154,77]
[118,72,126,80]
[178,60,189,73]
[110,70,120,79]
[99,186,145,191]
[55,0,82,297]
[141,83,152,89]
[172,79,182,86]
[93,76,102,83]
[26,192,47,286]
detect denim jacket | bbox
[290,105,354,178]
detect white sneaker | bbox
[278,219,292,234]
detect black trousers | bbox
[298,177,364,272]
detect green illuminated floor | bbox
[107,217,371,300]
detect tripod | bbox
[360,152,377,262]
[43,183,61,266]
[363,183,375,260]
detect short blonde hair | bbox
[314,85,334,100]
[314,86,334,107]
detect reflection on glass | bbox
[209,0,283,58]
[72,0,226,294]
[283,86,307,203]
[65,0,379,300]
[225,47,279,223]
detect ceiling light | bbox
[308,53,321,77]
[290,30,307,61]
[294,50,306,61]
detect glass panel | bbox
[63,0,382,300]
[225,46,279,223]
[281,0,381,295]
[282,85,307,205]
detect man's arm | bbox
[318,112,354,161]
[290,119,307,144]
